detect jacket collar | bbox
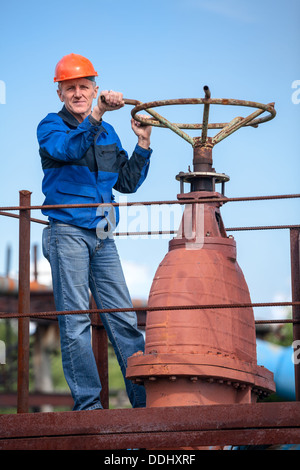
[58,105,82,128]
[58,106,108,135]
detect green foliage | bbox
[263,309,293,347]
[108,344,125,390]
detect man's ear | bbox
[57,88,64,102]
[93,85,99,99]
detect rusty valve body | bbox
[127,190,275,407]
[126,91,275,409]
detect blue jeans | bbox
[42,222,146,410]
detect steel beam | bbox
[0,403,299,450]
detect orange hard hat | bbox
[54,53,98,82]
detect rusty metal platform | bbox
[0,403,299,450]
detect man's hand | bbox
[99,90,125,111]
[91,92,152,149]
[131,115,152,149]
[91,90,125,121]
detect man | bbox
[37,53,152,410]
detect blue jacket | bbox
[37,106,152,229]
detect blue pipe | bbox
[232,340,297,450]
[256,339,296,401]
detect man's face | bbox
[57,78,99,122]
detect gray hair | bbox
[57,78,97,91]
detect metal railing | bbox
[0,191,299,414]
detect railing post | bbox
[17,190,31,413]
[290,227,300,401]
[91,297,109,409]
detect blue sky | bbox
[0,0,299,320]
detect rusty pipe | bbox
[203,86,211,100]
[201,86,211,144]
